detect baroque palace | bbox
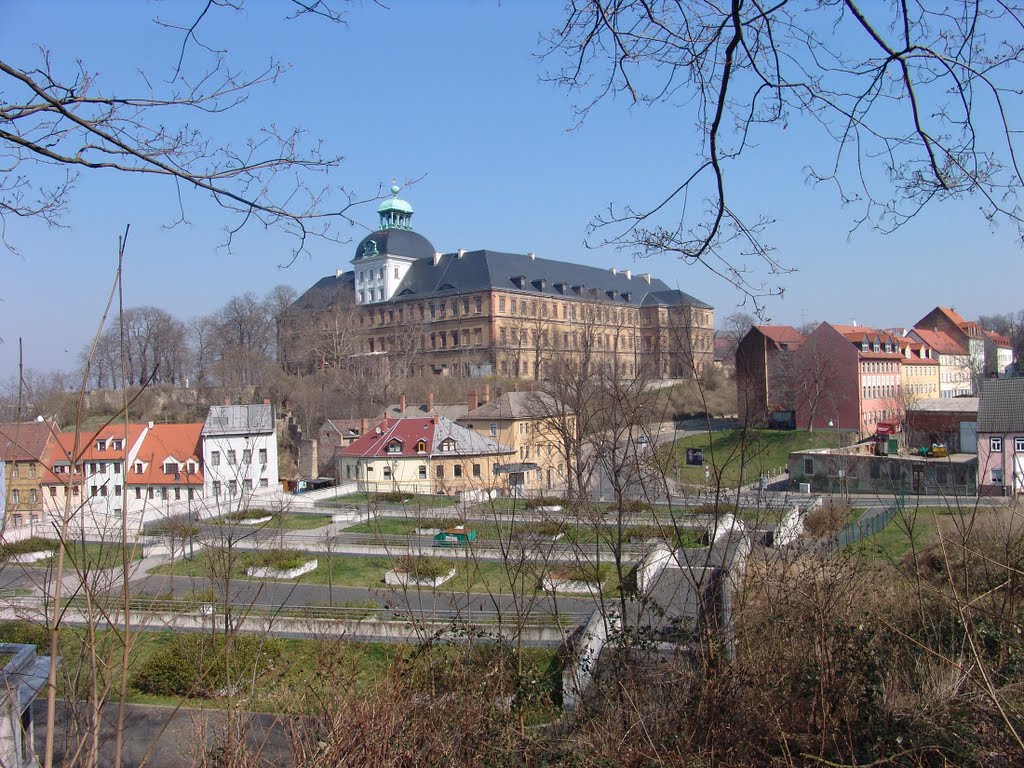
[280,188,714,380]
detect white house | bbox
[201,403,279,511]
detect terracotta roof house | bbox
[911,306,985,397]
[126,423,204,514]
[338,416,515,496]
[0,420,58,531]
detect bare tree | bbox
[544,2,1024,313]
[0,2,373,259]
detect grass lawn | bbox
[152,549,623,597]
[209,512,333,530]
[662,428,839,489]
[21,541,144,570]
[319,493,455,509]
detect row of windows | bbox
[368,297,485,326]
[94,438,125,451]
[862,384,899,400]
[9,463,37,479]
[861,360,900,373]
[210,449,267,466]
[211,478,269,495]
[989,437,1024,453]
[9,489,38,505]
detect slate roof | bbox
[977,379,1024,433]
[383,402,469,421]
[288,271,355,314]
[391,250,710,308]
[352,229,436,262]
[340,416,513,459]
[0,421,56,462]
[462,391,564,420]
[203,404,275,436]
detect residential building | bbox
[982,329,1015,378]
[338,416,515,495]
[0,420,57,531]
[898,337,941,405]
[125,423,204,517]
[976,378,1024,495]
[317,418,365,478]
[911,306,985,396]
[734,325,805,426]
[458,390,570,493]
[41,423,150,533]
[202,403,279,511]
[280,191,715,381]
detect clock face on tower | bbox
[362,240,379,259]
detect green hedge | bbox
[0,620,49,650]
[133,633,281,698]
[0,537,58,558]
[525,496,566,510]
[373,492,414,503]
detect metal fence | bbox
[826,496,904,553]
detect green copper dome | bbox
[376,184,415,230]
[377,197,413,215]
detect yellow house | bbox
[1,420,58,531]
[457,391,572,494]
[337,416,515,496]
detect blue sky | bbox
[1,0,1021,378]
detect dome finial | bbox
[390,182,401,196]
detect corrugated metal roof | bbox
[202,404,274,436]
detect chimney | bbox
[624,270,631,280]
[147,421,154,429]
[433,252,443,266]
[528,252,536,260]
[263,398,271,405]
[223,397,231,406]
[483,383,491,403]
[399,393,407,414]
[610,267,617,275]
[336,268,343,278]
[457,248,466,259]
[427,391,434,412]
[360,418,369,434]
[468,390,478,411]
[640,273,651,284]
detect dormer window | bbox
[416,439,427,454]
[112,439,123,451]
[386,440,403,455]
[438,438,456,453]
[95,440,105,451]
[134,462,144,474]
[164,461,180,475]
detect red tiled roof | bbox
[983,329,1013,348]
[341,418,437,459]
[912,328,966,355]
[755,325,805,348]
[0,420,57,462]
[47,424,148,464]
[128,423,203,486]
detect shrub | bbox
[133,633,282,698]
[0,537,57,558]
[0,620,49,650]
[248,549,308,571]
[804,501,850,537]
[394,555,450,580]
[522,521,566,537]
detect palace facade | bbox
[280,190,713,380]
